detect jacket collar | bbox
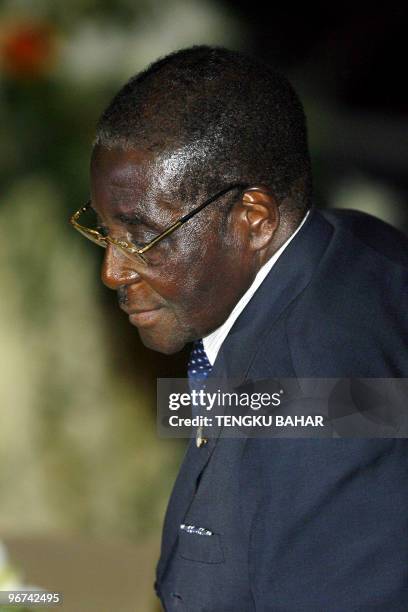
[211,208,333,383]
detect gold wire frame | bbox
[70,201,158,265]
[69,183,248,265]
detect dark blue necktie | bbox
[187,340,213,447]
[187,339,213,390]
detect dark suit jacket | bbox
[155,208,408,611]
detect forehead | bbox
[90,145,187,221]
[91,145,151,187]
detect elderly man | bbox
[71,47,408,611]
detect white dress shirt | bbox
[203,211,310,366]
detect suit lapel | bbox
[213,208,334,382]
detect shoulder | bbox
[319,208,408,269]
[277,209,407,376]
[239,207,407,378]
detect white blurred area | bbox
[329,175,406,229]
[0,176,169,536]
[60,0,242,84]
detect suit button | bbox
[196,426,208,448]
[197,437,208,448]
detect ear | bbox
[239,186,279,251]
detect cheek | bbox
[142,251,217,319]
[144,224,246,318]
[177,239,227,298]
[183,246,245,314]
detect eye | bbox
[128,228,157,247]
[97,225,109,238]
[129,237,145,248]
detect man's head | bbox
[90,45,312,354]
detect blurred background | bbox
[0,1,407,610]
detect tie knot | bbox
[187,339,213,388]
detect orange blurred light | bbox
[0,20,57,79]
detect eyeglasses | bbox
[69,183,248,265]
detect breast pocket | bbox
[177,524,225,564]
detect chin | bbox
[138,329,187,355]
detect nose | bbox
[101,244,141,290]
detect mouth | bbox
[122,306,164,328]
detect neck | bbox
[258,211,304,270]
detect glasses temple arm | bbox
[179,182,248,224]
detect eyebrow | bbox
[89,205,159,232]
[113,211,159,231]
